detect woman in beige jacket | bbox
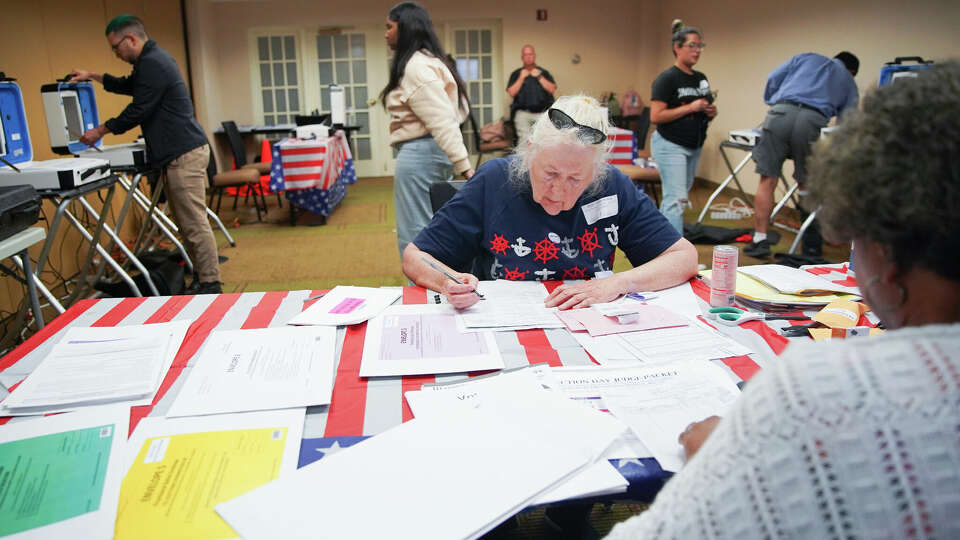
[380,2,474,256]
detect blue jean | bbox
[394,135,455,256]
[651,130,702,234]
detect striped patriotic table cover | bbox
[269,132,358,217]
[0,279,787,504]
[605,127,638,166]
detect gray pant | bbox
[752,102,828,183]
[393,136,455,256]
[163,144,221,283]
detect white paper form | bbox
[360,304,504,377]
[455,280,565,331]
[546,366,654,459]
[601,360,742,472]
[404,368,628,504]
[165,326,337,418]
[286,285,401,326]
[738,264,860,296]
[215,387,624,540]
[614,317,754,364]
[0,320,190,415]
[0,405,129,540]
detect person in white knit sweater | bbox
[606,61,960,539]
[380,2,474,256]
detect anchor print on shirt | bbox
[490,259,503,279]
[534,267,557,281]
[604,224,619,246]
[511,237,532,257]
[594,259,610,273]
[560,237,579,259]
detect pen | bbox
[421,257,484,299]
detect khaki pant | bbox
[162,145,221,283]
[513,109,541,145]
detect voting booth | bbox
[0,77,111,191]
[40,78,147,169]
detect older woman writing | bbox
[605,62,960,539]
[402,95,698,309]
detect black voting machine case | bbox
[0,185,41,242]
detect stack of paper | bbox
[601,360,742,472]
[361,304,504,377]
[215,385,625,540]
[0,406,129,539]
[404,366,628,504]
[287,286,401,326]
[0,320,190,416]
[455,280,565,331]
[738,264,860,296]
[571,317,753,366]
[555,304,688,336]
[115,410,304,540]
[166,326,337,417]
[701,270,858,311]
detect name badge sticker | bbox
[581,195,618,225]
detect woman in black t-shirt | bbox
[649,20,716,233]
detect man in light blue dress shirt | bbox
[746,52,859,258]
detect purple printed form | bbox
[380,314,487,361]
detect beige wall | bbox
[0,0,186,328]
[188,0,959,192]
[642,0,960,191]
[187,0,654,134]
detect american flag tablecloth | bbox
[605,127,638,166]
[0,279,790,503]
[269,131,358,217]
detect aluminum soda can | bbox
[710,245,739,307]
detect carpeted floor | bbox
[211,175,848,294]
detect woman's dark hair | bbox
[808,61,960,281]
[670,19,702,57]
[379,2,469,110]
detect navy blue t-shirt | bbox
[413,158,680,281]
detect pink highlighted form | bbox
[329,298,365,314]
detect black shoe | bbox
[188,281,222,295]
[744,239,771,258]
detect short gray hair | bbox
[509,94,613,196]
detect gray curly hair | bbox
[508,94,613,197]
[807,60,960,282]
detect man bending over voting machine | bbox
[402,95,698,310]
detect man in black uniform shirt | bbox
[74,14,222,294]
[506,45,557,144]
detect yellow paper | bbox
[810,327,884,341]
[813,299,866,328]
[700,270,857,305]
[115,428,287,540]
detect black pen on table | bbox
[421,256,484,299]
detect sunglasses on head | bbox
[547,108,607,144]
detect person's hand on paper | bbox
[545,276,623,310]
[678,415,721,460]
[441,272,482,310]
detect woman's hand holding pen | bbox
[440,272,481,309]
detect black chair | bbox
[220,121,271,214]
[621,107,651,150]
[466,113,513,169]
[206,151,264,221]
[294,114,331,127]
[429,180,467,213]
